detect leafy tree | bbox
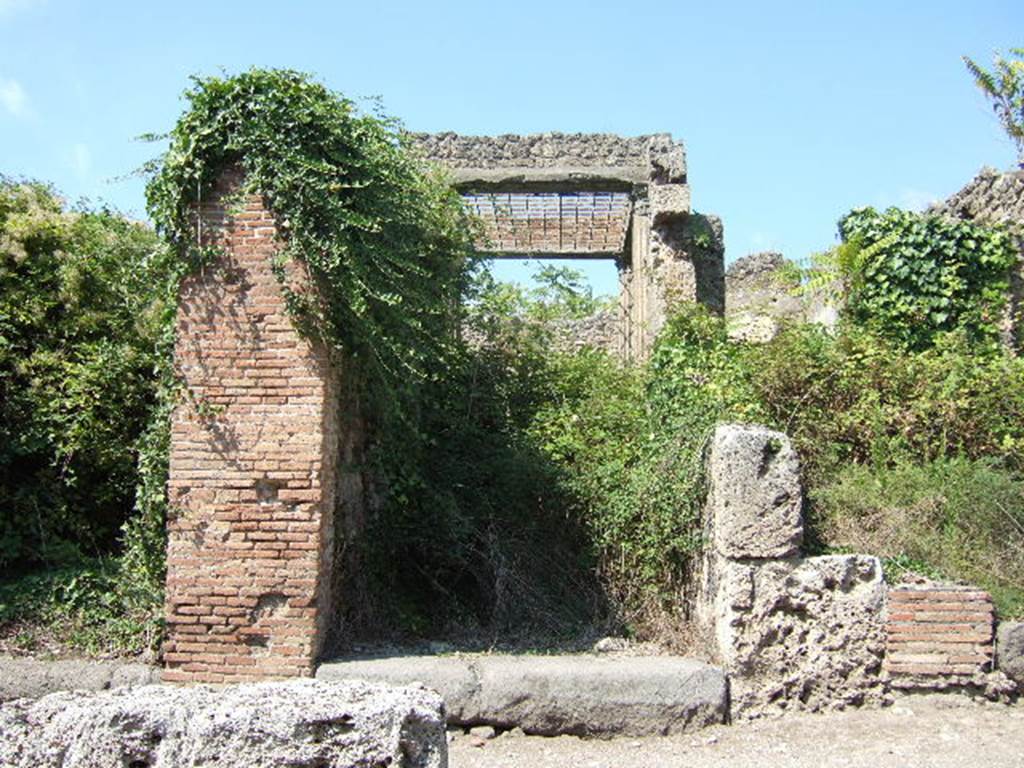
[964,48,1024,167]
[0,178,180,573]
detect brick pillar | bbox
[162,168,342,683]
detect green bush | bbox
[146,68,477,398]
[748,324,1024,486]
[525,305,762,635]
[0,179,180,572]
[350,267,617,642]
[0,559,163,655]
[813,457,1024,618]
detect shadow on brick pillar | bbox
[162,167,350,683]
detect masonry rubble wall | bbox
[410,132,685,182]
[724,252,836,343]
[162,167,365,684]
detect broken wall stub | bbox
[696,424,889,717]
[163,167,365,683]
[697,424,1015,713]
[413,132,724,360]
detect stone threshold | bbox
[316,653,727,737]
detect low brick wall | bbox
[886,584,995,686]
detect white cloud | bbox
[871,187,941,213]
[897,188,940,212]
[748,231,782,254]
[0,77,28,118]
[70,143,92,178]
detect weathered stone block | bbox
[995,621,1024,686]
[650,183,690,222]
[0,679,446,768]
[0,657,159,703]
[319,655,726,736]
[706,424,803,559]
[715,554,888,717]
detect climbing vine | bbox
[145,68,478,390]
[837,206,1017,350]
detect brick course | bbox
[886,584,995,686]
[162,168,345,683]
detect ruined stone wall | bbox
[548,308,622,355]
[415,131,722,361]
[724,252,837,342]
[932,167,1024,224]
[697,423,1015,715]
[163,168,362,683]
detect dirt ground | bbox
[450,694,1024,768]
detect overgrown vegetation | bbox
[3,67,1023,659]
[813,457,1024,617]
[145,68,477,395]
[0,178,180,654]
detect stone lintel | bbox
[413,131,687,187]
[485,248,626,260]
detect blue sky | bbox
[1,0,1021,295]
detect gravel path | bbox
[450,695,1024,768]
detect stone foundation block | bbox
[0,679,446,768]
[996,621,1024,686]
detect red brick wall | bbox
[162,168,345,683]
[886,584,995,686]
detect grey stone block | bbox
[0,656,160,703]
[317,655,480,722]
[472,656,725,736]
[996,621,1024,685]
[317,654,727,736]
